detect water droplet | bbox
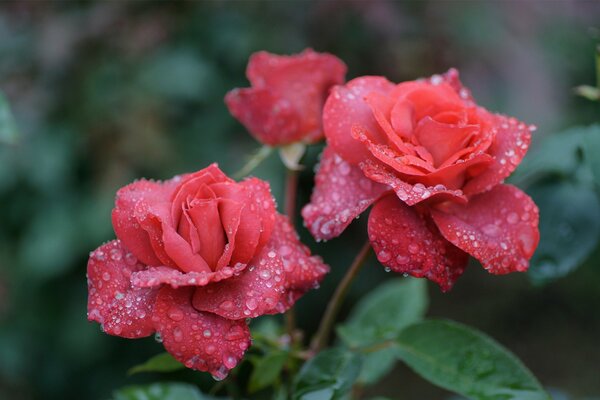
[203,329,212,338]
[173,327,183,342]
[396,255,410,265]
[219,300,234,311]
[102,272,111,281]
[507,212,519,224]
[408,244,420,254]
[259,270,271,280]
[223,354,237,369]
[246,298,258,310]
[154,332,163,343]
[378,250,391,262]
[168,307,184,321]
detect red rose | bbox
[302,69,539,291]
[87,165,328,379]
[225,48,347,146]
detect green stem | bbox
[233,145,273,180]
[310,241,373,353]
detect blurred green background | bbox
[0,1,599,399]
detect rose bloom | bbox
[225,48,347,146]
[87,165,328,379]
[302,69,539,291]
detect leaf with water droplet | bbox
[337,278,428,385]
[127,352,185,375]
[394,320,550,400]
[527,181,600,284]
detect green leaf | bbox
[249,350,288,393]
[112,382,216,400]
[0,91,19,144]
[394,320,550,400]
[293,348,362,400]
[581,125,600,186]
[127,352,185,375]
[337,278,428,385]
[527,181,600,283]
[508,128,585,187]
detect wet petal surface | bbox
[431,184,539,274]
[302,147,390,241]
[87,240,158,338]
[152,286,251,380]
[368,195,468,291]
[192,246,285,319]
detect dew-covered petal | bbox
[131,263,247,289]
[368,195,469,291]
[112,179,170,266]
[192,245,285,319]
[462,114,533,196]
[266,214,329,312]
[152,286,251,380]
[359,159,467,206]
[87,240,158,338]
[324,76,395,164]
[301,147,390,241]
[431,184,539,274]
[225,87,301,145]
[226,49,346,145]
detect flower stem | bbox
[233,145,273,180]
[284,168,300,341]
[310,240,373,353]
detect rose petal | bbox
[112,180,169,266]
[192,246,285,319]
[87,240,158,338]
[226,49,346,145]
[211,178,276,266]
[225,87,301,145]
[368,195,469,291]
[462,114,534,196]
[324,76,395,164]
[266,214,329,311]
[152,286,251,380]
[414,116,479,167]
[301,147,390,241]
[187,198,226,268]
[360,159,467,206]
[131,264,247,289]
[431,184,539,274]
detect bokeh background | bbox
[1,1,599,399]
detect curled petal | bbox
[211,178,276,266]
[131,264,247,289]
[267,214,330,311]
[368,195,468,291]
[152,287,251,380]
[431,184,539,274]
[87,240,158,338]
[360,159,467,206]
[301,147,390,241]
[112,180,169,266]
[324,76,395,164]
[463,114,533,195]
[192,246,285,319]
